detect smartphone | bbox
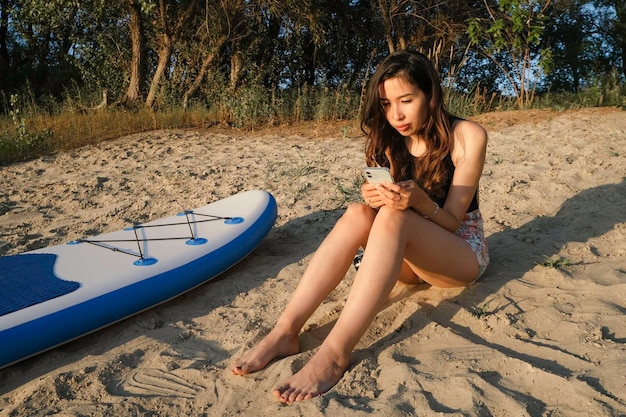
[363,167,395,184]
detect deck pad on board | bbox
[0,253,80,316]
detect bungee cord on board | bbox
[69,211,243,264]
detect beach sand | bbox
[0,107,625,416]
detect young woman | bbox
[231,50,489,404]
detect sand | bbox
[0,107,625,416]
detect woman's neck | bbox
[405,135,428,157]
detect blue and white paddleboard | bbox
[0,189,277,369]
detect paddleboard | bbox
[0,189,277,369]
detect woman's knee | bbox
[373,205,411,230]
[346,202,375,217]
[339,203,376,230]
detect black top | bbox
[433,154,479,213]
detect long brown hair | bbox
[361,50,454,200]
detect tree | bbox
[179,0,240,107]
[598,0,626,79]
[7,0,82,98]
[468,0,553,108]
[376,0,409,53]
[122,0,149,104]
[144,0,197,108]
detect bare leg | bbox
[273,206,479,403]
[231,204,375,375]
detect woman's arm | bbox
[441,120,488,226]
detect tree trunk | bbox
[182,38,226,108]
[303,38,316,85]
[144,0,197,108]
[378,0,395,54]
[123,0,145,103]
[145,36,172,108]
[229,48,243,90]
[258,13,281,88]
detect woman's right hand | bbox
[361,181,386,208]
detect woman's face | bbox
[380,76,429,138]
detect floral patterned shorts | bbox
[456,209,490,281]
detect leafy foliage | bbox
[468,0,553,108]
[0,0,623,131]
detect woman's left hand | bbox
[376,180,420,210]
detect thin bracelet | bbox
[423,202,439,219]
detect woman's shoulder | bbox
[449,119,487,162]
[451,118,487,140]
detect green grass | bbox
[335,175,366,206]
[470,300,494,318]
[536,255,574,268]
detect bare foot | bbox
[272,344,349,404]
[231,328,300,375]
